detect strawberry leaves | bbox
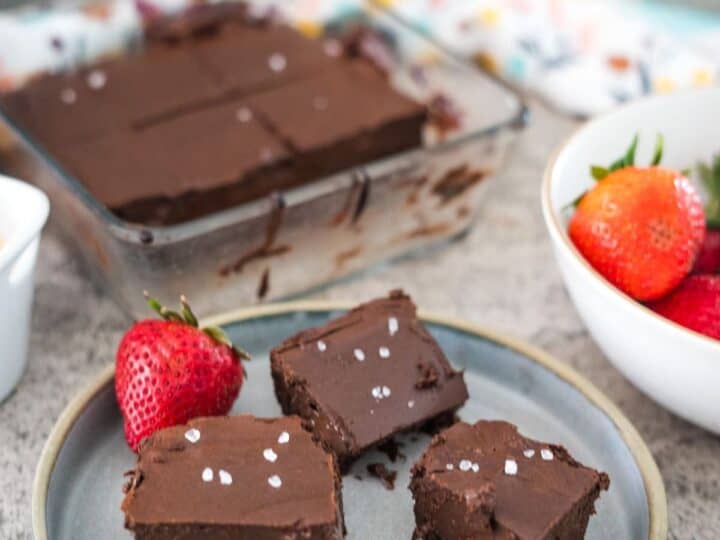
[590,133,663,181]
[144,292,250,360]
[698,154,720,229]
[569,134,667,211]
[651,134,664,167]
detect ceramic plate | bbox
[33,302,667,539]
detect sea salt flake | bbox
[86,69,106,90]
[378,346,390,359]
[268,474,282,488]
[382,386,391,397]
[218,469,232,485]
[317,340,327,352]
[260,147,274,163]
[407,400,415,409]
[202,467,214,482]
[459,459,472,472]
[236,107,253,123]
[184,428,201,443]
[354,348,365,362]
[278,431,290,444]
[504,459,518,476]
[388,317,399,336]
[472,463,479,473]
[371,386,382,399]
[323,39,342,57]
[313,96,328,111]
[523,449,535,458]
[446,463,454,470]
[60,88,76,104]
[541,449,554,461]
[264,448,278,463]
[268,52,287,72]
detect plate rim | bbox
[32,300,668,540]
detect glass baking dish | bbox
[0,3,527,318]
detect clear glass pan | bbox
[0,4,527,317]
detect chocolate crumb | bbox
[416,362,440,389]
[342,27,395,75]
[427,93,462,135]
[139,229,154,245]
[257,267,270,299]
[377,438,406,463]
[432,165,487,204]
[351,171,371,224]
[366,463,397,490]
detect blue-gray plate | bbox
[33,302,667,539]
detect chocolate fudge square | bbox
[248,61,426,181]
[410,420,610,540]
[57,98,291,224]
[1,46,221,147]
[271,290,468,471]
[192,23,339,97]
[122,415,344,540]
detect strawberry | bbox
[692,155,720,274]
[694,229,720,274]
[648,275,720,340]
[569,135,705,301]
[115,294,249,451]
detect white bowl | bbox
[0,175,49,402]
[542,89,720,435]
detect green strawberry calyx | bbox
[568,133,665,210]
[590,133,664,181]
[698,154,720,230]
[144,291,251,361]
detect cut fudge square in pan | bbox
[270,290,469,471]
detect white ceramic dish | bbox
[542,88,720,435]
[0,174,49,402]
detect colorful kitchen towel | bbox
[381,0,720,116]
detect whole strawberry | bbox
[115,294,249,451]
[569,135,705,301]
[648,275,720,340]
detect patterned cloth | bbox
[0,0,719,116]
[384,0,720,116]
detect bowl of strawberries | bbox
[542,89,720,434]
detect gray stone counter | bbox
[0,102,718,539]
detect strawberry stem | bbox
[180,295,199,327]
[590,166,608,181]
[698,154,720,229]
[650,134,664,166]
[588,133,663,182]
[143,292,251,361]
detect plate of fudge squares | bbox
[33,291,666,540]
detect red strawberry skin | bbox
[693,229,720,274]
[569,167,705,301]
[115,320,242,451]
[649,275,720,340]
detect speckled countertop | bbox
[0,101,718,540]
